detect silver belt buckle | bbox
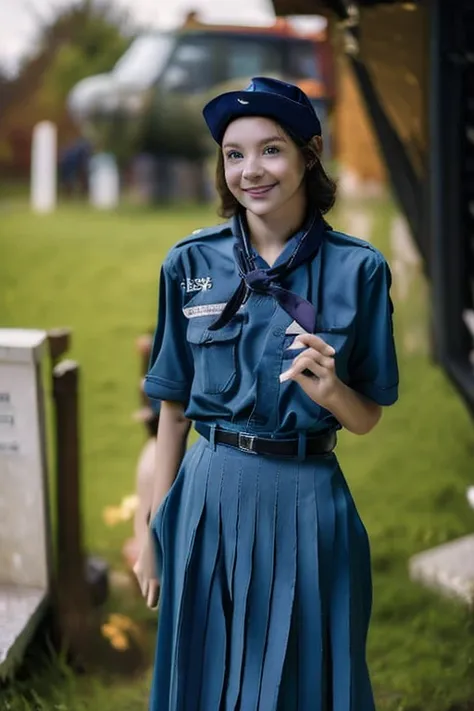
[238,432,256,454]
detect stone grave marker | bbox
[0,329,52,679]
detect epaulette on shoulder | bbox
[328,228,379,254]
[175,221,232,248]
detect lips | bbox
[242,184,277,197]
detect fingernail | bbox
[279,371,292,383]
[328,347,336,355]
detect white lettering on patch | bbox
[181,277,213,293]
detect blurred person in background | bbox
[134,77,399,710]
[130,396,160,564]
[58,137,91,196]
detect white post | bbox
[30,121,57,214]
[89,152,120,210]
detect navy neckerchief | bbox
[209,209,330,333]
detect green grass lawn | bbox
[0,197,473,711]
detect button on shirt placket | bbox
[246,245,292,430]
[252,264,301,431]
[250,314,289,430]
[250,262,314,430]
[243,252,278,429]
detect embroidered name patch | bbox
[181,277,213,293]
[182,303,227,319]
[182,303,245,319]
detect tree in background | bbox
[0,0,134,179]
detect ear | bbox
[313,136,323,155]
[305,135,323,171]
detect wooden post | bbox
[48,329,109,609]
[47,328,72,367]
[52,359,91,661]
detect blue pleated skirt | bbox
[150,436,375,711]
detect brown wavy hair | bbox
[215,133,337,219]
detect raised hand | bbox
[279,333,338,408]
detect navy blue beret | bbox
[202,76,322,146]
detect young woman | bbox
[134,77,399,711]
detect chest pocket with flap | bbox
[281,320,353,384]
[186,316,243,394]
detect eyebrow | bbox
[222,135,287,149]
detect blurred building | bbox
[334,50,386,192]
[270,0,474,417]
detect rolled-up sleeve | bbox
[349,256,399,406]
[144,258,193,409]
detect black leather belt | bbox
[195,422,337,458]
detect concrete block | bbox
[409,534,474,608]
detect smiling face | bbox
[221,116,307,219]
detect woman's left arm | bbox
[279,333,383,435]
[320,379,382,435]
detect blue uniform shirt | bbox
[144,222,399,436]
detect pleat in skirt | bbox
[150,436,376,711]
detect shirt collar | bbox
[233,209,314,269]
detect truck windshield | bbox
[112,34,174,88]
